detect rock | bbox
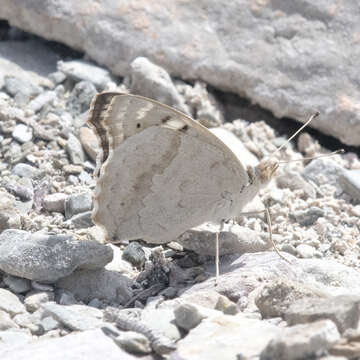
[79,126,98,162]
[114,331,152,354]
[129,57,188,114]
[339,169,360,202]
[255,279,327,319]
[66,133,86,165]
[296,244,316,258]
[0,310,19,331]
[290,207,324,226]
[42,193,67,213]
[285,295,360,334]
[4,75,42,99]
[105,244,134,275]
[2,2,360,144]
[0,328,140,360]
[11,124,33,143]
[56,269,133,304]
[276,172,316,199]
[64,191,92,219]
[42,303,103,331]
[24,291,55,313]
[63,164,83,174]
[3,275,31,294]
[58,60,114,90]
[122,242,146,268]
[177,222,272,256]
[141,308,182,341]
[66,211,93,228]
[0,190,21,232]
[260,320,340,360]
[302,159,343,187]
[66,80,97,117]
[174,303,218,331]
[172,313,281,360]
[0,289,25,316]
[40,316,60,333]
[28,90,56,113]
[0,230,113,282]
[0,329,33,356]
[12,163,39,178]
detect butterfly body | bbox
[89,93,275,244]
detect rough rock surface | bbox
[1,1,360,144]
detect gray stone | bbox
[122,241,146,268]
[58,60,114,90]
[303,159,343,187]
[0,328,144,360]
[0,289,25,316]
[114,331,152,354]
[64,191,92,219]
[296,244,316,259]
[66,80,97,117]
[66,133,86,165]
[42,303,103,331]
[42,192,67,213]
[290,207,324,226]
[129,57,188,114]
[105,244,134,275]
[40,316,60,332]
[24,291,55,313]
[66,211,94,228]
[79,126,98,162]
[0,190,21,232]
[174,303,218,331]
[285,295,360,334]
[3,275,31,294]
[0,329,33,356]
[260,320,340,360]
[2,2,360,145]
[141,308,182,341]
[0,310,19,331]
[339,169,360,202]
[172,313,281,360]
[255,279,326,319]
[11,124,33,143]
[177,222,272,255]
[277,172,316,199]
[12,312,43,336]
[56,269,133,304]
[48,71,66,84]
[4,75,42,101]
[0,230,113,282]
[12,163,39,178]
[28,91,56,113]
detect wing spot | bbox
[161,115,172,124]
[179,125,189,133]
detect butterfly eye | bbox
[136,123,141,129]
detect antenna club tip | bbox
[314,111,320,117]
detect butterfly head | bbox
[254,158,279,186]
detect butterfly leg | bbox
[237,207,289,262]
[215,219,226,286]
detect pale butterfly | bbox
[88,92,342,284]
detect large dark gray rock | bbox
[0,230,113,282]
[1,0,360,145]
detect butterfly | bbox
[88,92,333,282]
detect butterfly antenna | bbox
[278,149,344,164]
[272,111,320,155]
